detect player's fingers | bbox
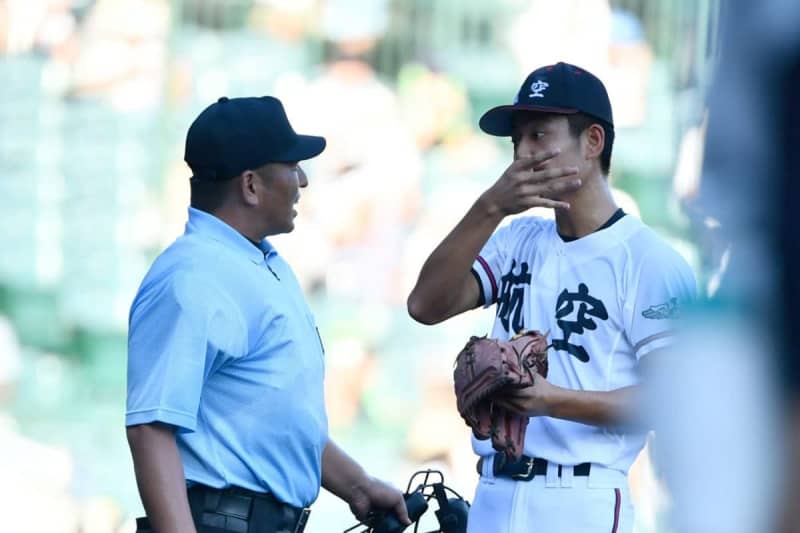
[519,176,582,197]
[521,166,580,184]
[513,150,561,171]
[536,198,571,210]
[494,397,526,414]
[517,196,571,210]
[492,397,510,410]
[499,387,526,398]
[496,389,530,404]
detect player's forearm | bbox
[408,194,504,323]
[321,440,370,504]
[127,423,197,533]
[546,385,639,427]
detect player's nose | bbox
[516,138,538,160]
[518,149,541,162]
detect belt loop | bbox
[560,464,574,488]
[587,462,598,488]
[545,460,559,487]
[293,508,311,533]
[204,490,221,511]
[484,454,500,480]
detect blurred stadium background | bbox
[0,0,720,531]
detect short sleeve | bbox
[126,271,229,431]
[472,223,514,308]
[624,247,698,360]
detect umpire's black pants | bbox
[135,484,310,533]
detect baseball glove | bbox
[453,330,549,460]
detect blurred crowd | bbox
[0,0,717,531]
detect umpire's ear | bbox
[238,169,262,207]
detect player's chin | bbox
[551,185,581,201]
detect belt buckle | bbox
[293,508,311,533]
[511,457,535,480]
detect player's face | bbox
[511,113,584,182]
[255,161,308,236]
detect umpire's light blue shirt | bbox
[126,207,328,507]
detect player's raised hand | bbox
[480,150,581,215]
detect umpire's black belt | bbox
[135,484,310,533]
[477,453,591,481]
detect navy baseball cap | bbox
[479,62,613,136]
[185,96,326,180]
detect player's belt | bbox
[476,453,592,481]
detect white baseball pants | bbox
[466,461,633,533]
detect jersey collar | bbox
[558,208,626,242]
[556,213,642,258]
[185,207,274,264]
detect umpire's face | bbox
[253,161,308,236]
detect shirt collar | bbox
[185,207,275,264]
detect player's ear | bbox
[583,123,605,161]
[238,170,261,206]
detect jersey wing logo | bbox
[642,298,679,320]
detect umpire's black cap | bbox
[185,96,326,181]
[479,62,614,136]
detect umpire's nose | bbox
[298,166,308,188]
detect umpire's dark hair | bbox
[190,167,275,213]
[566,112,614,175]
[189,176,236,213]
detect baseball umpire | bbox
[125,96,409,533]
[407,62,696,532]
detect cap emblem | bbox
[528,79,549,98]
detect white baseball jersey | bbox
[470,212,696,473]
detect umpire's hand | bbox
[348,476,411,526]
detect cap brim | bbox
[272,134,327,162]
[479,105,579,136]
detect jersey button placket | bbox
[262,251,281,281]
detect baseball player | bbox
[407,62,696,532]
[126,96,409,533]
